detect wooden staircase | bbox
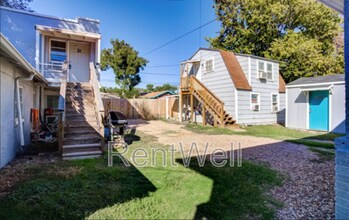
[181,75,235,127]
[62,82,103,160]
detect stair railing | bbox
[189,76,225,124]
[89,62,105,149]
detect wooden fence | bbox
[102,97,179,120]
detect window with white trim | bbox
[271,93,279,112]
[204,58,214,73]
[257,60,274,80]
[250,93,260,111]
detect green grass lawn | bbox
[0,132,283,219]
[185,123,343,149]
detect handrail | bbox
[190,76,225,105]
[189,75,225,122]
[90,62,105,148]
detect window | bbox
[46,95,59,109]
[205,59,214,73]
[267,63,273,80]
[50,40,67,62]
[258,61,264,72]
[257,61,274,80]
[271,94,279,112]
[250,93,260,111]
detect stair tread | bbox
[62,150,102,157]
[63,143,101,148]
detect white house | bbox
[0,6,105,166]
[179,48,286,127]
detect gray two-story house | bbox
[179,48,286,127]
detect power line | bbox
[142,18,217,57]
[146,64,179,68]
[140,72,178,76]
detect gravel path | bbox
[129,120,335,219]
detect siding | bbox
[0,7,99,67]
[0,58,34,168]
[191,50,236,117]
[331,84,345,133]
[237,56,285,125]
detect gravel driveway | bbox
[129,120,335,219]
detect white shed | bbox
[286,74,345,133]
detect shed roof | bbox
[141,90,175,99]
[286,74,344,87]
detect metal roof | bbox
[286,74,345,87]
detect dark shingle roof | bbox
[287,74,345,86]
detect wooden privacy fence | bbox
[102,97,179,120]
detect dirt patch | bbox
[0,153,65,196]
[129,120,334,219]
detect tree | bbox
[209,0,343,82]
[0,0,32,10]
[154,83,177,93]
[100,39,148,93]
[146,84,155,92]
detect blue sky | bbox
[30,0,220,88]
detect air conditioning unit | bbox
[273,106,278,112]
[252,104,259,111]
[258,71,267,79]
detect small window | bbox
[251,93,260,111]
[50,40,67,62]
[46,95,59,109]
[271,94,279,112]
[258,61,265,72]
[267,63,273,80]
[205,59,214,72]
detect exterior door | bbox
[69,42,90,82]
[309,90,329,131]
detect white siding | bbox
[191,50,236,117]
[0,58,35,168]
[331,84,345,133]
[286,87,307,130]
[236,56,285,125]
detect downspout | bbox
[15,73,35,147]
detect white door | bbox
[69,42,90,82]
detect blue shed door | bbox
[309,90,329,131]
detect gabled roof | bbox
[141,90,175,99]
[220,50,252,91]
[286,74,345,87]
